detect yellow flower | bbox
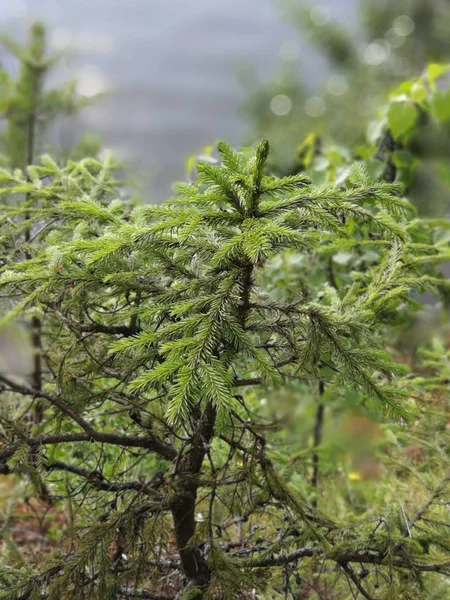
[348,472,362,481]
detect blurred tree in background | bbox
[0,23,101,170]
[0,24,102,422]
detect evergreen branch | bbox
[408,472,450,531]
[338,562,376,600]
[234,547,450,575]
[51,304,140,336]
[0,375,176,460]
[118,590,175,600]
[0,458,164,495]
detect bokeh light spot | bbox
[310,5,330,26]
[363,40,390,66]
[393,15,415,37]
[76,65,108,97]
[385,28,406,49]
[270,94,292,116]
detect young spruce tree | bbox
[0,107,449,600]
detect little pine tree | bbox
[0,23,449,599]
[0,125,449,599]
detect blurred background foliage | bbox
[240,0,450,216]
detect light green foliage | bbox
[0,142,439,425]
[387,100,418,140]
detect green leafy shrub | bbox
[241,0,450,216]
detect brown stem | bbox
[30,315,43,421]
[171,254,254,596]
[170,403,216,595]
[238,261,253,328]
[327,256,338,290]
[339,562,376,600]
[22,53,43,423]
[311,380,325,508]
[373,128,399,184]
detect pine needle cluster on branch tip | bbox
[0,133,449,600]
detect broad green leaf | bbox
[387,101,418,140]
[431,90,450,123]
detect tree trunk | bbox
[171,403,216,597]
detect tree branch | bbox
[0,375,177,461]
[51,304,139,336]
